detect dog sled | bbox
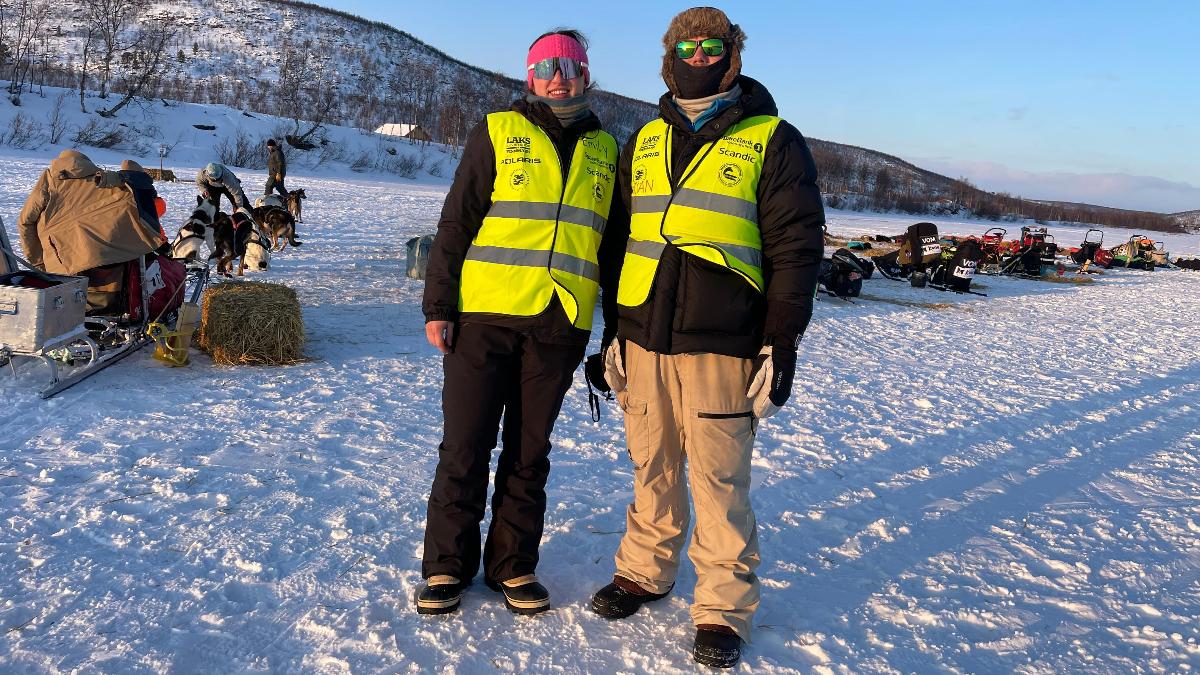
[1,218,209,398]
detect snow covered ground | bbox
[2,153,1199,673]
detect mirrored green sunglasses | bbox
[675,38,725,59]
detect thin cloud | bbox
[912,158,1200,213]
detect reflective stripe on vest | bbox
[617,115,780,308]
[460,111,617,330]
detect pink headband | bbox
[526,33,589,86]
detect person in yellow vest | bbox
[416,29,622,617]
[584,8,826,668]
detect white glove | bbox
[604,340,626,394]
[746,346,781,419]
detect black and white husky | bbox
[170,196,218,261]
[242,225,272,272]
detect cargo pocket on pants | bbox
[693,410,756,482]
[617,393,651,469]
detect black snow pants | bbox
[421,322,585,584]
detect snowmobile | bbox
[1068,229,1110,272]
[976,227,1008,274]
[929,238,986,295]
[1,219,208,398]
[875,222,941,286]
[999,226,1053,276]
[1109,235,1156,270]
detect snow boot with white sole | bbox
[488,574,550,615]
[415,575,466,615]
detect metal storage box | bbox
[0,271,88,353]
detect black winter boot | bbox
[693,625,742,669]
[489,574,550,615]
[590,576,672,619]
[415,575,466,615]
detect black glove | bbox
[585,352,610,394]
[746,345,797,418]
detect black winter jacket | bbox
[421,98,627,346]
[608,76,826,358]
[267,147,287,178]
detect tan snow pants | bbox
[613,341,760,640]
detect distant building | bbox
[375,123,433,143]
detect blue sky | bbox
[331,1,1199,213]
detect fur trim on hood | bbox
[661,7,747,96]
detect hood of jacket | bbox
[49,149,102,181]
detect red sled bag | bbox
[125,253,186,323]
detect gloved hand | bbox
[603,339,626,394]
[746,346,796,419]
[584,339,626,395]
[584,352,609,394]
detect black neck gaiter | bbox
[671,57,732,99]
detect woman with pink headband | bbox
[416,30,622,617]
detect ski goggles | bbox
[675,38,726,59]
[527,57,587,81]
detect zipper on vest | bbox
[541,126,581,326]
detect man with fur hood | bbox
[586,7,825,668]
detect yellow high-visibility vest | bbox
[459,111,617,330]
[617,115,781,308]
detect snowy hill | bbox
[21,0,653,146]
[5,0,1189,228]
[0,81,460,188]
[1171,209,1200,231]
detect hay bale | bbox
[146,168,177,182]
[199,281,305,365]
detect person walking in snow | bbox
[195,162,251,214]
[416,29,624,616]
[264,139,288,200]
[586,8,825,668]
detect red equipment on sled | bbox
[1000,226,1055,276]
[977,227,1007,274]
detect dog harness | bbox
[458,111,616,331]
[618,115,780,308]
